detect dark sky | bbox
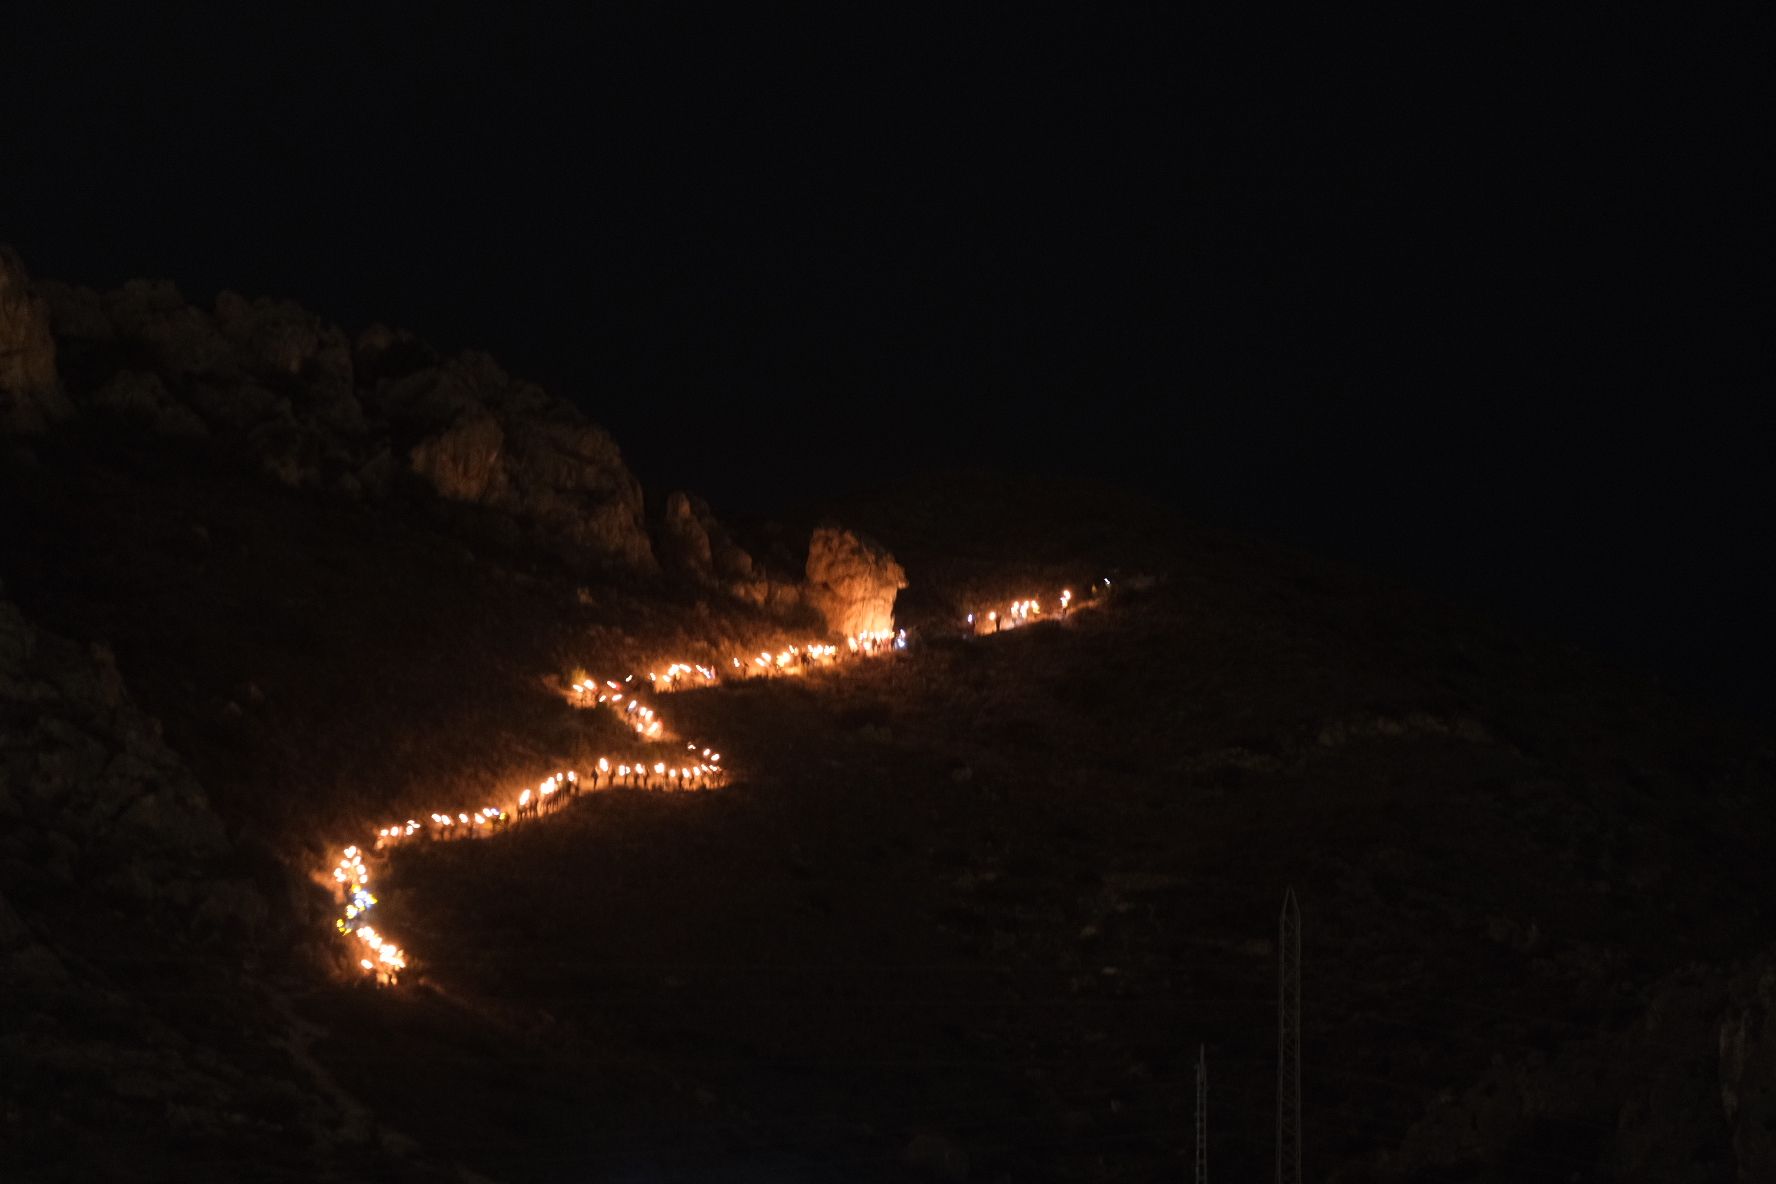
[3,7,1772,711]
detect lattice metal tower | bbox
[1276,887,1301,1184]
[1194,1044,1207,1184]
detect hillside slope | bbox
[2,250,1772,1181]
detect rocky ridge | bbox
[0,582,438,1180]
[19,252,655,572]
[4,246,906,619]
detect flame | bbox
[332,581,1089,985]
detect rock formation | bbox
[651,491,813,610]
[803,524,906,637]
[658,491,767,583]
[1386,950,1776,1182]
[658,491,720,582]
[0,586,229,922]
[408,407,506,502]
[0,583,434,1177]
[12,249,655,572]
[0,246,71,433]
[373,352,654,570]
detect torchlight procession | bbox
[327,586,1109,984]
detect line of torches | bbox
[966,582,1105,634]
[328,636,891,984]
[328,590,1103,985]
[328,676,726,984]
[567,632,904,697]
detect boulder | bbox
[804,524,906,637]
[0,245,71,433]
[392,356,655,570]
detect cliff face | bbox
[2,249,655,573]
[1386,948,1776,1183]
[657,490,806,612]
[0,245,70,433]
[0,584,420,1180]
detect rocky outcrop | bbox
[0,245,71,433]
[804,524,906,637]
[657,492,805,609]
[1384,952,1776,1182]
[214,289,363,435]
[409,407,505,501]
[0,588,228,913]
[659,491,719,581]
[658,491,768,587]
[87,369,209,437]
[102,278,235,375]
[374,352,655,569]
[0,584,439,1179]
[20,250,655,572]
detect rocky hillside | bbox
[0,581,464,1181]
[2,245,1773,1181]
[2,246,651,571]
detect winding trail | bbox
[327,588,1105,985]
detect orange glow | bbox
[331,582,1091,986]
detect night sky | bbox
[4,7,1771,710]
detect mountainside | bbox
[1,247,1773,1182]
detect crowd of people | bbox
[332,675,725,983]
[965,583,1108,635]
[329,587,1102,985]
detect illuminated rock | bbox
[804,524,906,638]
[0,245,71,433]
